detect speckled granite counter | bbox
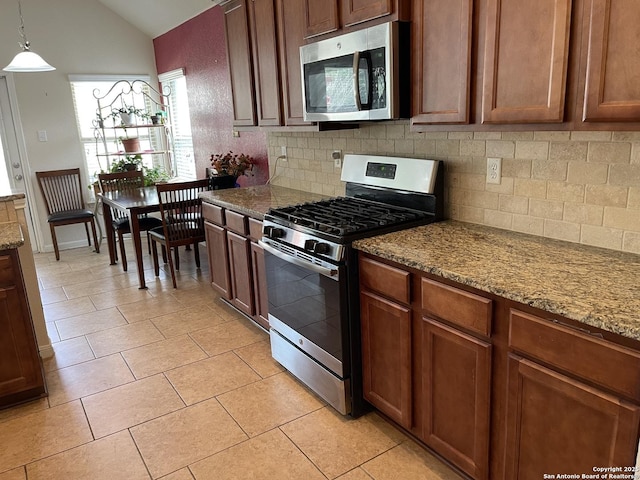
[354,220,640,341]
[200,185,328,219]
[0,222,24,250]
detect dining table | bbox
[99,185,160,289]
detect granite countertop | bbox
[200,184,329,219]
[0,222,24,250]
[354,220,640,341]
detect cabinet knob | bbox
[14,174,23,181]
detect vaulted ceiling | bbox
[96,0,222,38]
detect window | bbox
[158,69,196,180]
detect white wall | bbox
[0,0,158,252]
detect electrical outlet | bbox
[486,157,502,184]
[280,145,287,161]
[332,150,342,168]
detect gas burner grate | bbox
[269,197,428,236]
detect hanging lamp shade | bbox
[4,49,55,72]
[3,0,55,73]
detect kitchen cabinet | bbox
[411,0,473,125]
[223,0,314,128]
[359,251,640,479]
[0,249,46,408]
[247,0,282,126]
[223,0,257,127]
[481,0,572,123]
[303,0,409,39]
[203,202,269,329]
[359,254,492,478]
[503,308,640,479]
[227,230,254,316]
[359,256,412,428]
[580,0,640,122]
[420,278,492,480]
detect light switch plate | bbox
[37,130,48,142]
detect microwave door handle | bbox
[353,51,363,111]
[353,51,373,111]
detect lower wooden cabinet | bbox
[422,318,491,480]
[358,252,640,480]
[360,290,412,428]
[203,203,269,329]
[0,249,46,407]
[227,231,254,316]
[204,221,231,299]
[504,355,640,480]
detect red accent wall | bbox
[153,7,268,186]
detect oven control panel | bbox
[366,162,397,179]
[261,220,344,263]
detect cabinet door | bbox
[482,0,572,123]
[248,0,282,126]
[504,355,640,480]
[205,221,231,299]
[224,0,257,127]
[304,0,339,38]
[250,241,269,330]
[0,286,43,401]
[582,0,640,121]
[360,290,412,428]
[276,0,314,126]
[342,0,392,27]
[227,231,255,316]
[422,318,492,480]
[411,0,473,124]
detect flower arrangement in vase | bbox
[209,151,254,178]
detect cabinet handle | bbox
[550,318,604,339]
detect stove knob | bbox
[264,226,285,239]
[304,239,319,251]
[314,242,330,254]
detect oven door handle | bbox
[258,240,339,280]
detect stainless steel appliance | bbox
[300,22,409,122]
[258,154,443,416]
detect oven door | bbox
[258,239,351,413]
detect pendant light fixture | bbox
[3,0,55,72]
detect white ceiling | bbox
[96,0,222,38]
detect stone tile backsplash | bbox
[268,122,640,254]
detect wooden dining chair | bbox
[35,168,100,261]
[149,179,209,288]
[98,170,163,271]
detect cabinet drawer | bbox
[509,309,640,402]
[202,203,225,226]
[225,210,248,235]
[248,217,263,242]
[359,256,410,304]
[421,278,492,337]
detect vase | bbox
[208,175,237,190]
[121,137,140,153]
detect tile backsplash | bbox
[268,122,640,254]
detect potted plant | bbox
[208,151,254,189]
[109,105,149,127]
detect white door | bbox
[0,75,40,251]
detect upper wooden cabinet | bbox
[304,0,339,38]
[411,0,473,125]
[303,0,409,39]
[223,0,313,128]
[481,0,572,124]
[247,0,282,126]
[223,0,257,127]
[581,0,640,122]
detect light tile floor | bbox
[0,240,464,479]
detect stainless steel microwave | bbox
[300,22,408,122]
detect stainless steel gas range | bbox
[258,154,443,416]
